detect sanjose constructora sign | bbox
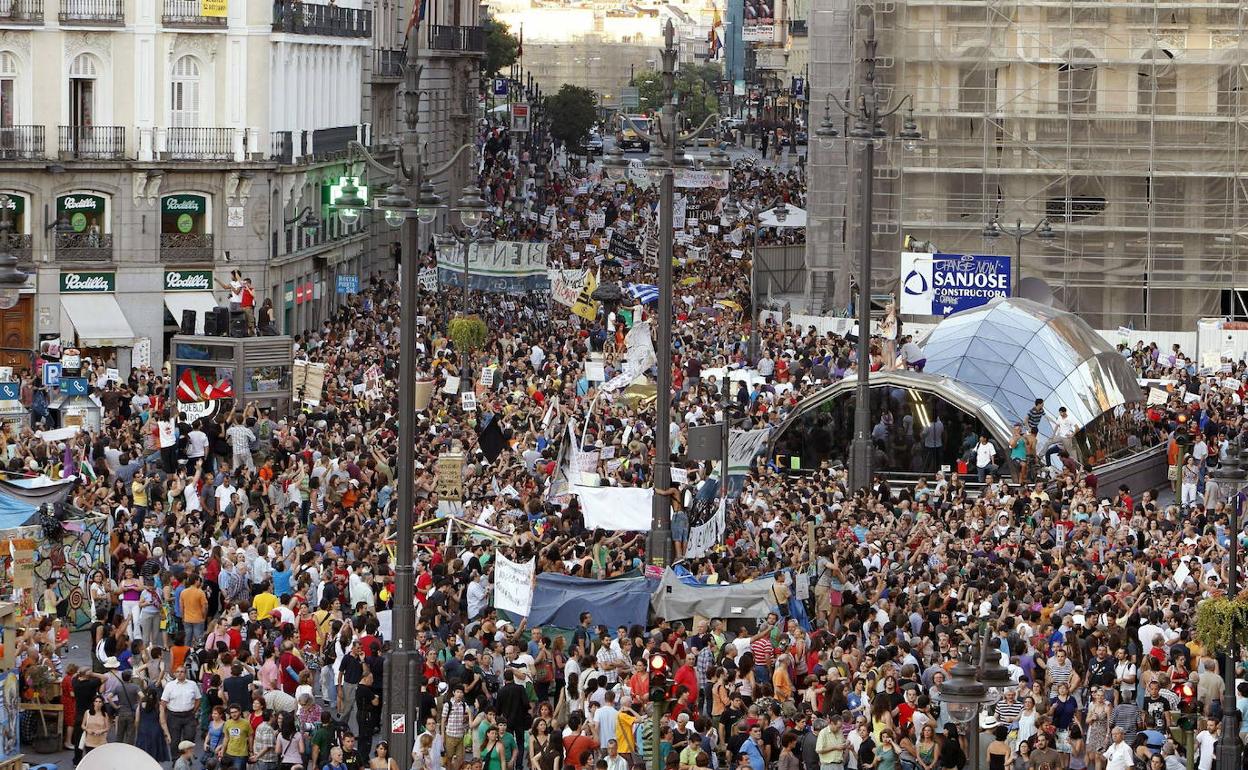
[164,270,213,291]
[60,271,115,293]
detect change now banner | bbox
[900,252,1011,317]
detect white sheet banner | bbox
[572,485,654,531]
[729,428,771,476]
[601,321,657,391]
[685,498,726,558]
[550,269,588,308]
[493,554,536,617]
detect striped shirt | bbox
[1047,657,1074,693]
[994,699,1023,725]
[1111,702,1140,745]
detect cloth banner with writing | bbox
[493,553,536,617]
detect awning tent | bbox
[61,294,137,347]
[650,568,782,622]
[163,292,220,335]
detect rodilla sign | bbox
[899,252,1011,316]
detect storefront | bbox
[58,271,136,368]
[0,192,29,234]
[162,269,220,335]
[159,194,213,263]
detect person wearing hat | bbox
[174,739,197,770]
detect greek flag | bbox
[625,283,659,304]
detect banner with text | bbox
[493,553,536,617]
[685,497,726,558]
[729,427,771,476]
[899,251,1011,317]
[437,241,550,293]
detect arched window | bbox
[1217,66,1245,117]
[1138,49,1177,116]
[0,52,16,127]
[69,53,97,78]
[68,53,98,128]
[1058,48,1097,114]
[170,55,200,128]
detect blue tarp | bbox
[527,572,652,629]
[0,490,40,530]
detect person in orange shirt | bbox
[179,575,209,646]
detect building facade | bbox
[807,0,1248,330]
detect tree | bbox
[631,63,721,129]
[482,16,518,79]
[544,85,598,147]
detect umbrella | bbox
[79,743,164,770]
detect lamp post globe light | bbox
[816,8,923,492]
[940,654,988,725]
[982,217,1059,293]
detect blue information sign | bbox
[899,252,1011,316]
[42,362,62,388]
[61,377,89,396]
[0,382,18,401]
[336,274,360,295]
[493,78,509,96]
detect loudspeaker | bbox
[180,309,196,336]
[205,306,229,336]
[229,311,247,338]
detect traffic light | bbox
[649,653,670,704]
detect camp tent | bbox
[650,568,782,622]
[527,572,652,629]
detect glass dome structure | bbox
[919,297,1144,448]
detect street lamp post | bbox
[982,218,1056,294]
[722,198,792,364]
[814,10,921,492]
[600,22,729,567]
[331,43,480,760]
[437,192,494,389]
[1213,447,1247,770]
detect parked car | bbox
[584,132,604,155]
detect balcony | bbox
[56,232,113,262]
[10,234,32,269]
[160,233,214,263]
[163,127,236,161]
[427,24,484,53]
[372,47,404,80]
[162,0,226,27]
[59,126,126,160]
[0,0,44,24]
[0,126,45,160]
[270,124,369,164]
[59,0,123,24]
[272,0,370,38]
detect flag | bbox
[708,5,723,59]
[404,0,427,40]
[208,379,235,400]
[625,283,659,304]
[177,369,212,402]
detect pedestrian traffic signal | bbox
[649,653,669,703]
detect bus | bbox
[616,114,652,151]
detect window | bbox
[1058,48,1097,114]
[69,53,97,78]
[0,52,15,127]
[958,49,998,114]
[1138,49,1176,116]
[170,55,200,128]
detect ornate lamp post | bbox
[982,218,1057,294]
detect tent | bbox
[0,476,75,507]
[527,572,652,629]
[650,568,783,622]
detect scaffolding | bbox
[807,0,1248,330]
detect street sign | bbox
[61,377,89,396]
[42,362,62,388]
[336,274,360,295]
[390,713,406,734]
[899,251,1011,316]
[0,382,18,401]
[620,86,640,110]
[493,77,509,96]
[510,102,531,133]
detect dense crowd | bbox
[5,117,1248,770]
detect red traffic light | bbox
[649,653,668,675]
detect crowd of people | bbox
[4,113,1248,770]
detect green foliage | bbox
[1194,596,1248,652]
[448,315,488,353]
[483,16,518,79]
[544,85,599,147]
[631,63,722,129]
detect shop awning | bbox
[61,294,137,347]
[163,292,220,335]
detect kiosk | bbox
[168,334,294,414]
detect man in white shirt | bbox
[1054,406,1080,452]
[160,666,201,755]
[466,573,489,620]
[594,692,620,750]
[974,436,998,483]
[214,477,238,513]
[1195,719,1218,770]
[1103,728,1133,770]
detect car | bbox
[795,129,808,145]
[616,115,653,152]
[584,132,604,155]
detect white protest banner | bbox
[573,485,654,531]
[418,267,439,291]
[436,241,550,292]
[585,361,605,382]
[442,376,460,394]
[481,367,496,389]
[1147,387,1168,406]
[493,553,536,617]
[685,497,726,558]
[364,365,385,400]
[729,427,771,476]
[674,169,729,190]
[588,210,606,229]
[1172,560,1191,590]
[672,197,687,229]
[461,391,477,411]
[601,321,657,391]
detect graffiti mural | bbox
[0,672,16,759]
[0,515,109,631]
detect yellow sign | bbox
[202,0,226,16]
[570,271,599,322]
